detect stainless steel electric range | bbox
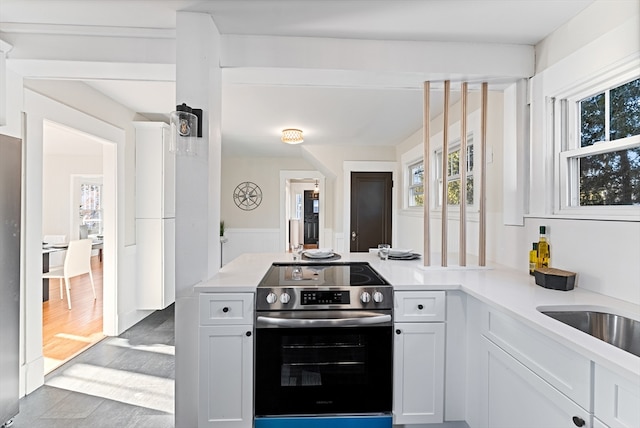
[254,262,393,428]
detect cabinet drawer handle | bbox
[222,307,230,313]
[395,329,401,335]
[417,304,424,310]
[246,331,252,337]
[572,416,585,427]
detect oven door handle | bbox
[256,314,392,328]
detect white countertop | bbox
[195,252,640,380]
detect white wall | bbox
[221,156,314,229]
[42,155,102,237]
[19,88,149,396]
[394,3,640,305]
[220,147,400,255]
[395,91,504,264]
[24,79,141,245]
[535,0,639,74]
[524,5,640,304]
[302,145,397,237]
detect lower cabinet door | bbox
[199,325,253,428]
[482,338,591,428]
[393,322,445,425]
[594,364,640,428]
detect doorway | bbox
[42,122,110,373]
[303,189,319,247]
[350,172,393,252]
[280,171,325,251]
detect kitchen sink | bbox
[540,309,640,358]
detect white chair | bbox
[43,234,67,268]
[43,239,96,309]
[79,225,89,239]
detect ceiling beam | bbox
[221,34,534,89]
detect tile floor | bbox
[10,304,175,428]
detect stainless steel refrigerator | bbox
[0,133,21,426]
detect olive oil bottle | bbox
[537,226,550,268]
[529,243,538,275]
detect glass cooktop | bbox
[258,262,390,287]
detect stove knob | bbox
[280,292,291,304]
[373,291,384,303]
[266,292,278,305]
[360,291,371,303]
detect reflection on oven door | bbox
[255,326,392,417]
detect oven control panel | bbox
[256,287,393,311]
[301,290,350,305]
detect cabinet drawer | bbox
[482,307,591,410]
[594,365,640,428]
[199,293,254,325]
[394,291,445,322]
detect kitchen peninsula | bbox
[195,252,640,428]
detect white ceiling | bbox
[2,0,598,157]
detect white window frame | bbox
[407,160,424,208]
[79,182,104,236]
[401,143,425,214]
[401,110,481,218]
[553,61,640,219]
[435,136,475,208]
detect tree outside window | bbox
[436,139,474,206]
[80,183,103,235]
[408,161,424,207]
[578,78,640,206]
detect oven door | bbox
[255,310,392,417]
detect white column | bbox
[174,11,222,428]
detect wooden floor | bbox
[42,256,104,373]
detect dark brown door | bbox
[350,172,392,252]
[303,190,319,245]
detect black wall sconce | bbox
[170,103,203,155]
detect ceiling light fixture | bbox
[281,128,304,144]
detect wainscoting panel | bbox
[222,228,281,265]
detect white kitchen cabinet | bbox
[481,306,592,410]
[135,122,175,310]
[136,218,175,309]
[199,293,254,325]
[473,304,595,428]
[594,418,611,428]
[198,293,254,428]
[594,364,640,428]
[134,122,174,219]
[393,291,445,425]
[482,337,592,428]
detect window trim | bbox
[400,110,481,217]
[407,159,424,208]
[552,62,640,219]
[434,135,476,209]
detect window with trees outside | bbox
[435,138,474,206]
[408,161,424,207]
[79,183,103,235]
[559,76,639,213]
